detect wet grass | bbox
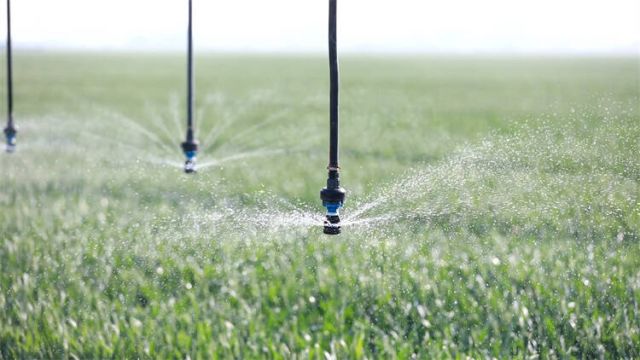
[1,53,639,358]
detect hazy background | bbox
[3,0,639,54]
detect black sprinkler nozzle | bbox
[184,159,196,173]
[4,125,16,153]
[324,214,341,235]
[321,171,346,235]
[181,140,198,174]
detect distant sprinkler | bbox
[181,0,198,173]
[320,0,346,235]
[4,0,17,153]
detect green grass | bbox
[1,53,639,358]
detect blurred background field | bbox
[0,53,639,358]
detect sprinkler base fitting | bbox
[4,126,17,153]
[181,140,199,174]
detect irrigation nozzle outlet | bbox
[181,140,198,173]
[321,169,346,235]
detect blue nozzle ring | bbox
[323,202,343,216]
[184,150,197,161]
[5,133,16,146]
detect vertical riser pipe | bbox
[320,0,347,234]
[181,0,198,172]
[328,0,338,169]
[4,0,17,153]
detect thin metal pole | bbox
[328,0,339,169]
[186,0,194,143]
[6,0,13,129]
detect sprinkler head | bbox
[323,207,342,234]
[4,126,17,153]
[184,158,196,173]
[181,140,199,174]
[321,185,346,235]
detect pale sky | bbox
[4,0,640,54]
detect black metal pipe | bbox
[320,0,346,234]
[186,0,194,143]
[328,0,339,169]
[4,0,16,153]
[6,0,13,129]
[181,0,198,172]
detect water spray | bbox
[181,0,198,173]
[3,0,17,153]
[320,0,346,235]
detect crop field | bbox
[0,53,639,358]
